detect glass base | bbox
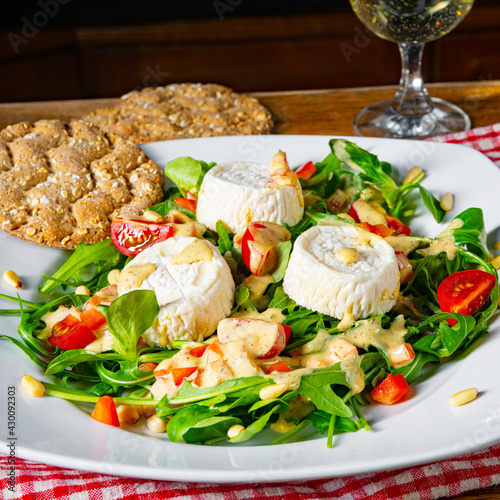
[353,98,471,139]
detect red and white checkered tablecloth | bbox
[1,123,500,500]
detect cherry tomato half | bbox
[48,314,96,350]
[437,270,496,324]
[111,218,174,257]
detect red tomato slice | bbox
[91,396,120,427]
[348,204,360,223]
[370,374,410,405]
[437,270,496,325]
[174,197,197,212]
[80,308,107,331]
[111,218,174,257]
[171,367,198,386]
[190,345,209,358]
[384,215,411,236]
[266,361,292,374]
[48,314,96,350]
[282,324,292,343]
[295,161,317,179]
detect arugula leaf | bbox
[391,351,439,384]
[331,139,400,210]
[169,376,272,405]
[45,350,121,376]
[234,284,251,306]
[39,239,121,294]
[298,365,352,418]
[271,240,292,282]
[164,157,215,197]
[229,406,280,443]
[451,208,489,261]
[0,334,47,369]
[216,220,233,255]
[167,405,220,442]
[418,185,445,223]
[106,290,159,361]
[268,286,296,311]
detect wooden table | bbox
[1,81,500,499]
[1,80,499,135]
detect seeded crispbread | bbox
[0,119,164,249]
[82,83,273,144]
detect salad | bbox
[2,138,499,448]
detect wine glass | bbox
[350,0,474,138]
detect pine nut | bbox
[3,270,22,289]
[21,375,45,397]
[449,388,478,407]
[227,424,245,439]
[402,166,423,185]
[75,285,90,296]
[490,256,500,270]
[107,269,121,286]
[116,405,141,424]
[259,383,289,401]
[147,414,166,433]
[143,210,164,222]
[494,241,500,251]
[142,405,157,418]
[440,193,454,212]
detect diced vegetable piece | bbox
[174,197,197,212]
[80,308,107,331]
[171,367,198,386]
[296,161,317,179]
[91,396,120,427]
[385,215,411,236]
[370,374,410,405]
[190,345,209,358]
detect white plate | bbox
[1,135,500,483]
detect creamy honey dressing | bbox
[117,263,157,295]
[424,218,464,260]
[384,235,424,254]
[271,397,316,433]
[343,315,407,367]
[232,307,286,323]
[169,239,213,265]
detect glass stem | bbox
[392,42,433,117]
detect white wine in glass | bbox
[350,0,474,138]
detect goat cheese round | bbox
[283,225,400,320]
[196,161,304,233]
[117,237,235,347]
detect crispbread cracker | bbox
[82,83,273,144]
[0,119,164,249]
